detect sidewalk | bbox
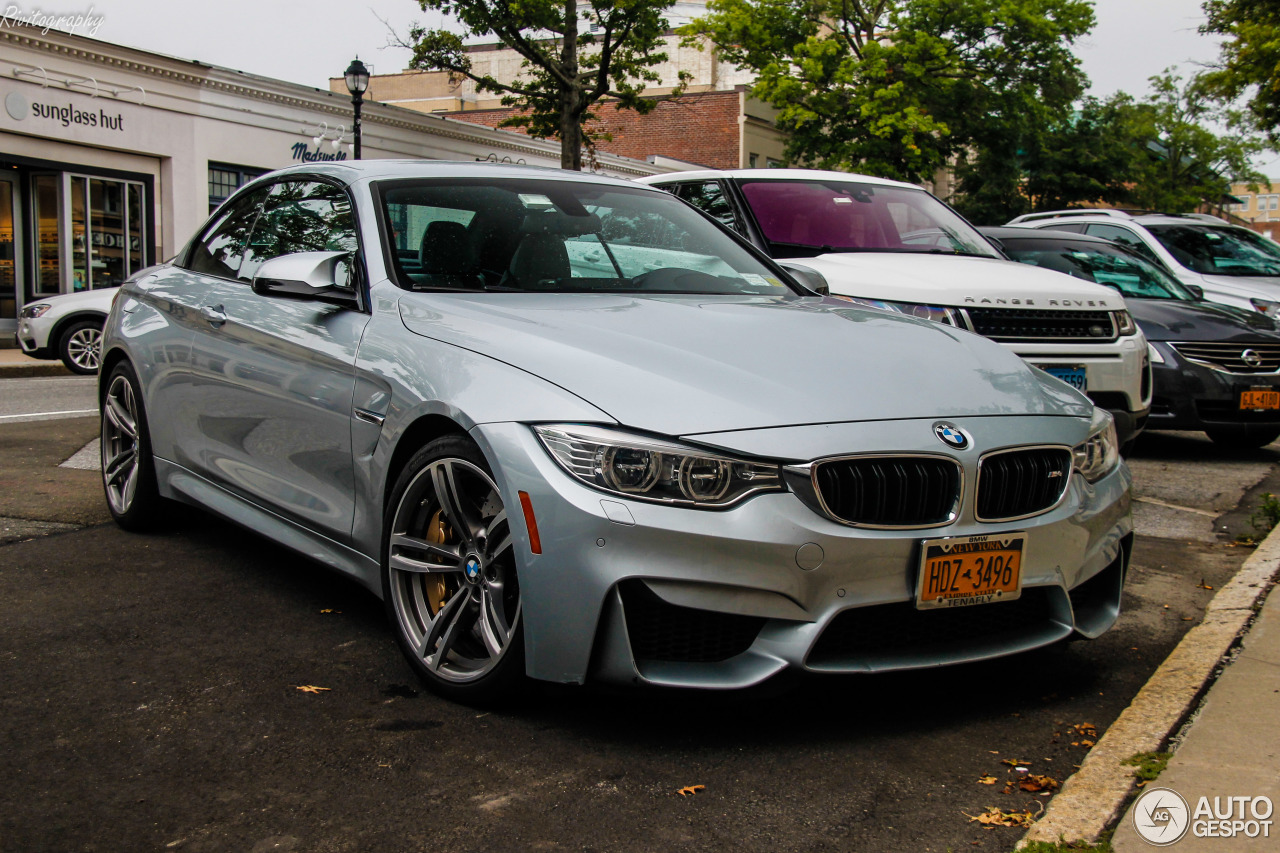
[1020,531,1280,850]
[1111,575,1280,851]
[0,346,69,378]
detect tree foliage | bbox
[952,71,1269,223]
[403,0,684,170]
[1201,0,1280,140]
[687,0,1095,183]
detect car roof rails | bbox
[1006,208,1137,224]
[1157,212,1231,224]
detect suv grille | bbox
[813,456,961,527]
[1171,342,1280,374]
[976,447,1072,521]
[619,581,765,663]
[965,308,1117,342]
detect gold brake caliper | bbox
[425,509,452,614]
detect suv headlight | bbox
[534,424,783,508]
[1114,310,1137,335]
[1073,409,1120,483]
[1251,298,1280,318]
[19,303,51,319]
[832,296,959,325]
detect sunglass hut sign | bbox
[4,91,125,131]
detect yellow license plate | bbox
[917,533,1025,609]
[1240,389,1280,410]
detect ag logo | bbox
[1132,786,1190,846]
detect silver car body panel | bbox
[99,160,1133,691]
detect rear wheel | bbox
[1205,425,1280,450]
[59,320,104,374]
[101,361,164,530]
[382,436,524,703]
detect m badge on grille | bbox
[934,422,969,450]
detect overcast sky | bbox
[43,0,1276,171]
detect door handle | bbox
[200,304,227,327]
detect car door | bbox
[185,178,369,544]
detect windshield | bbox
[377,178,795,295]
[736,179,1001,259]
[1000,238,1195,301]
[1146,223,1280,277]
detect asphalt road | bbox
[1,394,1277,853]
[0,376,98,424]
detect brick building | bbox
[1228,181,1280,240]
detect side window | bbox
[676,181,741,233]
[186,187,270,280]
[239,180,358,283]
[1086,224,1161,265]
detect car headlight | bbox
[534,424,783,508]
[1114,310,1137,335]
[1251,298,1280,318]
[1073,409,1120,483]
[19,303,51,319]
[832,296,959,325]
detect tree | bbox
[1125,70,1267,212]
[686,0,1095,184]
[402,0,684,170]
[1201,0,1280,140]
[952,94,1148,224]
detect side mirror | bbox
[1185,283,1205,300]
[252,251,358,306]
[778,262,830,295]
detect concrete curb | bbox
[1017,528,1280,847]
[0,364,73,378]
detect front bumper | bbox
[1147,342,1280,432]
[474,416,1133,690]
[15,320,54,360]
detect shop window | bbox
[33,175,61,296]
[749,153,759,168]
[209,163,267,212]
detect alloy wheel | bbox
[67,327,102,372]
[101,373,141,514]
[387,457,520,684]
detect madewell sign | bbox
[4,90,124,131]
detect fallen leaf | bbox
[1081,739,1095,747]
[1000,758,1031,768]
[296,685,331,693]
[677,785,705,797]
[1197,579,1214,590]
[1019,774,1060,793]
[1072,723,1098,738]
[964,806,1038,828]
[320,608,342,614]
[977,775,998,785]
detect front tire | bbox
[101,361,164,530]
[382,436,525,703]
[60,320,104,374]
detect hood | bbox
[788,253,1127,311]
[398,292,1091,436]
[1198,273,1280,299]
[33,286,120,311]
[1130,297,1280,342]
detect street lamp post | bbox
[344,57,370,160]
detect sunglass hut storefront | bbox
[0,26,661,342]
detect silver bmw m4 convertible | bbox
[98,161,1132,701]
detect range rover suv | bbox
[638,170,1152,447]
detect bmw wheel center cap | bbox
[464,556,482,583]
[934,422,969,450]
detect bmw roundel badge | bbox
[934,422,969,450]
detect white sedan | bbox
[16,287,118,374]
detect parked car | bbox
[16,287,118,374]
[637,170,1151,448]
[1004,209,1280,318]
[99,161,1132,702]
[983,226,1280,449]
